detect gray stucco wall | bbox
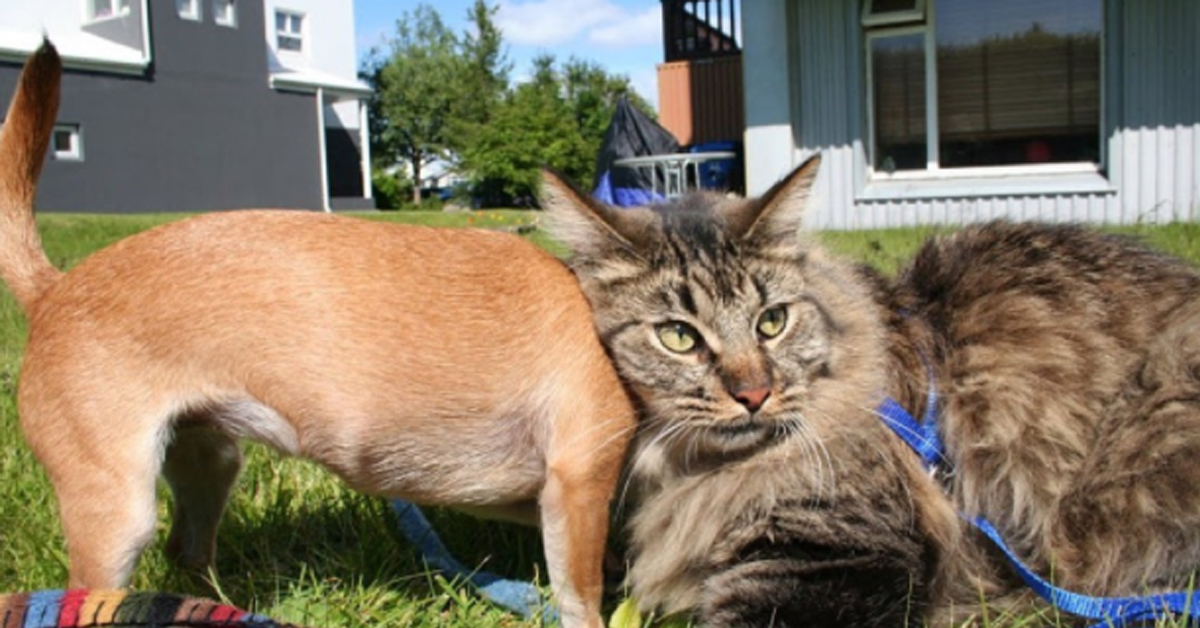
[0,1,325,212]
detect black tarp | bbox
[592,98,680,206]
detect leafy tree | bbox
[448,0,511,154]
[363,2,655,207]
[561,57,655,162]
[459,54,654,204]
[460,55,592,204]
[364,5,461,205]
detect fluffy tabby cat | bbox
[541,157,1200,627]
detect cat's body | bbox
[541,158,1200,627]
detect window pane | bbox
[936,0,1101,167]
[215,0,236,26]
[177,0,198,19]
[53,130,73,152]
[278,35,302,51]
[275,12,287,31]
[873,0,919,15]
[872,33,927,172]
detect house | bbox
[729,0,1199,228]
[0,0,374,213]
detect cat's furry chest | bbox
[626,417,946,615]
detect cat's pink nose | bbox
[734,387,771,412]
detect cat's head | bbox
[542,157,887,470]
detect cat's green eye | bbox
[757,306,788,339]
[656,322,701,354]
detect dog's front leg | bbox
[540,461,612,628]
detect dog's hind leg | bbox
[162,425,242,572]
[32,417,167,589]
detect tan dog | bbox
[0,43,635,628]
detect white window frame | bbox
[88,0,130,22]
[862,0,1105,184]
[52,124,83,161]
[213,0,236,27]
[861,0,926,28]
[864,25,932,175]
[275,10,305,54]
[177,0,201,21]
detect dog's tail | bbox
[0,40,64,314]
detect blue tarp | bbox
[592,98,680,207]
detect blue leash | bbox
[389,499,557,623]
[878,389,1200,628]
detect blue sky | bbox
[353,0,664,110]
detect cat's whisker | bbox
[683,426,704,474]
[559,416,641,464]
[617,419,695,516]
[850,401,924,519]
[787,411,837,504]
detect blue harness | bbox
[878,386,1200,628]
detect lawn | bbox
[1,210,1198,628]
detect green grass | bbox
[2,211,1199,627]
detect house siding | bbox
[1110,0,1200,224]
[0,1,344,213]
[744,0,1200,229]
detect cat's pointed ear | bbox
[724,154,821,251]
[539,168,658,261]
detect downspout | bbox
[139,0,153,67]
[359,99,372,201]
[316,87,331,212]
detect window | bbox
[862,0,926,27]
[866,0,1102,175]
[177,0,200,21]
[52,125,83,161]
[275,10,304,53]
[89,0,130,20]
[213,0,236,27]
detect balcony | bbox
[662,0,740,62]
[657,0,744,149]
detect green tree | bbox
[448,0,511,155]
[459,54,654,204]
[363,2,654,206]
[561,57,655,161]
[364,5,461,205]
[460,55,592,204]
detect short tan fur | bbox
[0,42,636,628]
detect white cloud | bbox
[628,66,660,112]
[588,5,661,48]
[496,0,657,48]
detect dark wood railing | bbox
[662,0,741,62]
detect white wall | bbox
[0,0,148,70]
[741,0,797,198]
[0,0,82,34]
[264,0,362,127]
[264,0,357,78]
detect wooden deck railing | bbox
[662,0,740,62]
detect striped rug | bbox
[0,590,308,628]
